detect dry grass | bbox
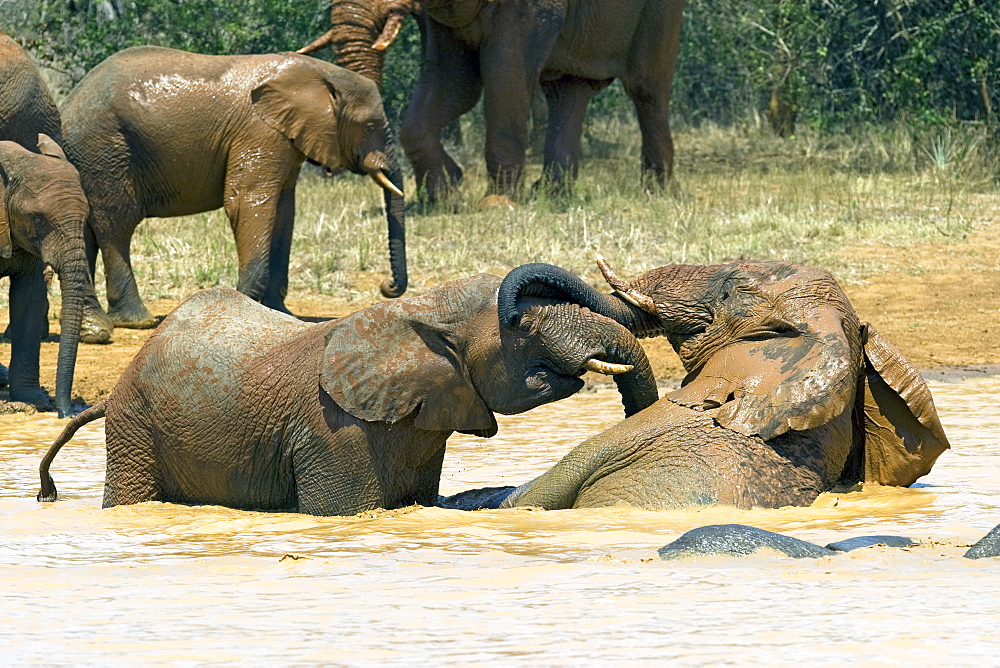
[5,118,998,309]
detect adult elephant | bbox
[441,259,950,510]
[300,0,684,201]
[61,46,408,339]
[38,273,658,515]
[0,136,96,417]
[0,31,63,149]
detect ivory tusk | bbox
[373,13,406,51]
[584,359,634,375]
[371,171,404,197]
[596,254,657,314]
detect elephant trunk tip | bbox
[380,276,407,298]
[37,472,58,502]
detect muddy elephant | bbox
[38,273,658,515]
[301,0,684,201]
[61,46,408,339]
[0,136,98,417]
[0,32,63,150]
[441,259,950,510]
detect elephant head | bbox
[497,259,950,487]
[0,135,95,416]
[321,274,658,438]
[250,56,408,297]
[298,0,420,85]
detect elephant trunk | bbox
[498,263,665,338]
[596,319,659,417]
[378,156,408,298]
[309,0,395,86]
[47,246,89,418]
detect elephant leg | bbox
[539,76,611,191]
[400,24,481,202]
[226,183,293,314]
[79,221,115,344]
[94,212,157,330]
[622,0,683,190]
[6,265,50,406]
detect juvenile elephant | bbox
[61,46,408,339]
[301,0,684,200]
[38,274,658,515]
[442,259,950,510]
[0,136,96,417]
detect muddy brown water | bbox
[2,378,999,662]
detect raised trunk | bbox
[326,1,390,85]
[51,252,88,417]
[498,263,664,337]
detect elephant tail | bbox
[37,400,107,502]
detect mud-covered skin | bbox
[40,274,657,515]
[313,0,684,199]
[447,260,951,510]
[657,525,836,560]
[0,32,62,150]
[62,46,408,336]
[0,138,102,417]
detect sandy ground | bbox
[2,217,998,412]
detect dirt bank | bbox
[2,218,998,412]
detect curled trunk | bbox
[304,1,395,85]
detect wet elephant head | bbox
[497,258,949,487]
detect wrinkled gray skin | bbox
[0,32,63,149]
[442,260,950,510]
[303,0,684,200]
[62,46,408,342]
[38,274,657,515]
[0,136,99,417]
[964,524,1000,559]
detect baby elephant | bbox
[38,274,657,515]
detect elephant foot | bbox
[9,385,55,412]
[0,363,7,387]
[81,309,115,344]
[108,306,159,330]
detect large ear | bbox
[250,59,342,169]
[36,133,68,161]
[668,310,858,440]
[0,173,10,259]
[320,275,500,436]
[860,324,950,486]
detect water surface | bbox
[2,378,999,663]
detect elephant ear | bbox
[250,58,342,170]
[860,324,950,486]
[0,177,10,259]
[321,275,500,436]
[668,310,858,441]
[36,133,68,161]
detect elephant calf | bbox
[38,274,657,515]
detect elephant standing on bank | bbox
[61,46,409,340]
[0,136,96,417]
[301,0,684,201]
[442,260,950,510]
[38,274,658,515]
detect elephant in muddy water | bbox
[0,136,100,417]
[38,273,658,515]
[61,46,408,341]
[300,0,684,201]
[440,259,950,510]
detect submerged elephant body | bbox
[40,275,657,515]
[62,46,408,337]
[445,259,950,511]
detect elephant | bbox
[0,31,63,150]
[300,0,684,201]
[0,135,97,417]
[440,258,950,510]
[37,273,659,515]
[60,46,409,340]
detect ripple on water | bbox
[1,378,999,662]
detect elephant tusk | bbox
[371,170,404,197]
[584,359,634,375]
[373,13,407,51]
[596,254,657,314]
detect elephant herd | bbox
[1,9,996,560]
